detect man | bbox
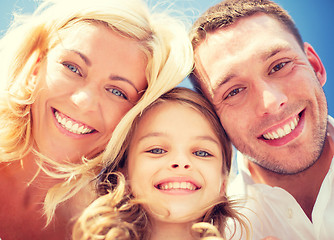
[190,0,334,239]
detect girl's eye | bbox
[147,148,166,154]
[108,88,128,100]
[269,61,289,75]
[225,87,244,99]
[63,63,81,76]
[193,150,212,157]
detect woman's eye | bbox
[225,87,244,99]
[63,63,81,76]
[147,148,166,154]
[193,150,212,157]
[108,88,128,100]
[270,62,288,74]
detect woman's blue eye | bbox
[194,150,211,157]
[63,63,81,75]
[147,148,166,154]
[109,89,128,100]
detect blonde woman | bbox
[74,88,250,240]
[0,0,193,239]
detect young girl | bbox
[73,87,249,240]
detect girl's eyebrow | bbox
[138,132,166,142]
[138,132,220,146]
[194,135,220,146]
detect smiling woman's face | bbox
[31,22,148,163]
[126,101,225,224]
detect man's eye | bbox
[147,148,166,154]
[63,63,81,76]
[270,62,288,74]
[108,88,128,100]
[225,87,244,99]
[193,150,212,157]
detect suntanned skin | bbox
[194,13,334,221]
[248,130,333,220]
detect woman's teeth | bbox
[55,111,94,135]
[263,116,299,140]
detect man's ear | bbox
[304,42,327,86]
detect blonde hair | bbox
[73,88,249,240]
[0,0,193,223]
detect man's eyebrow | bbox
[109,75,140,93]
[213,45,292,92]
[213,73,236,93]
[261,44,291,62]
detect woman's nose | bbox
[70,87,99,111]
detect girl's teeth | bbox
[159,182,197,191]
[54,111,94,135]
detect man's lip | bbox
[259,110,305,146]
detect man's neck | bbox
[248,132,334,221]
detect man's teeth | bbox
[55,111,94,134]
[263,116,299,140]
[158,182,197,191]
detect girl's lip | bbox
[154,176,201,190]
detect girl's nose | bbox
[171,163,191,169]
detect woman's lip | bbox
[52,107,97,137]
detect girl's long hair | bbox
[73,88,250,240]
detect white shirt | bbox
[226,116,334,240]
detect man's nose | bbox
[255,81,287,116]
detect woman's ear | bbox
[304,42,327,86]
[32,56,42,76]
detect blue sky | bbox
[1,0,332,115]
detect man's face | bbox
[194,14,328,174]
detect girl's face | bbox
[31,22,147,163]
[127,102,225,224]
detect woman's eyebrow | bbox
[109,74,140,93]
[65,49,140,94]
[67,49,92,66]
